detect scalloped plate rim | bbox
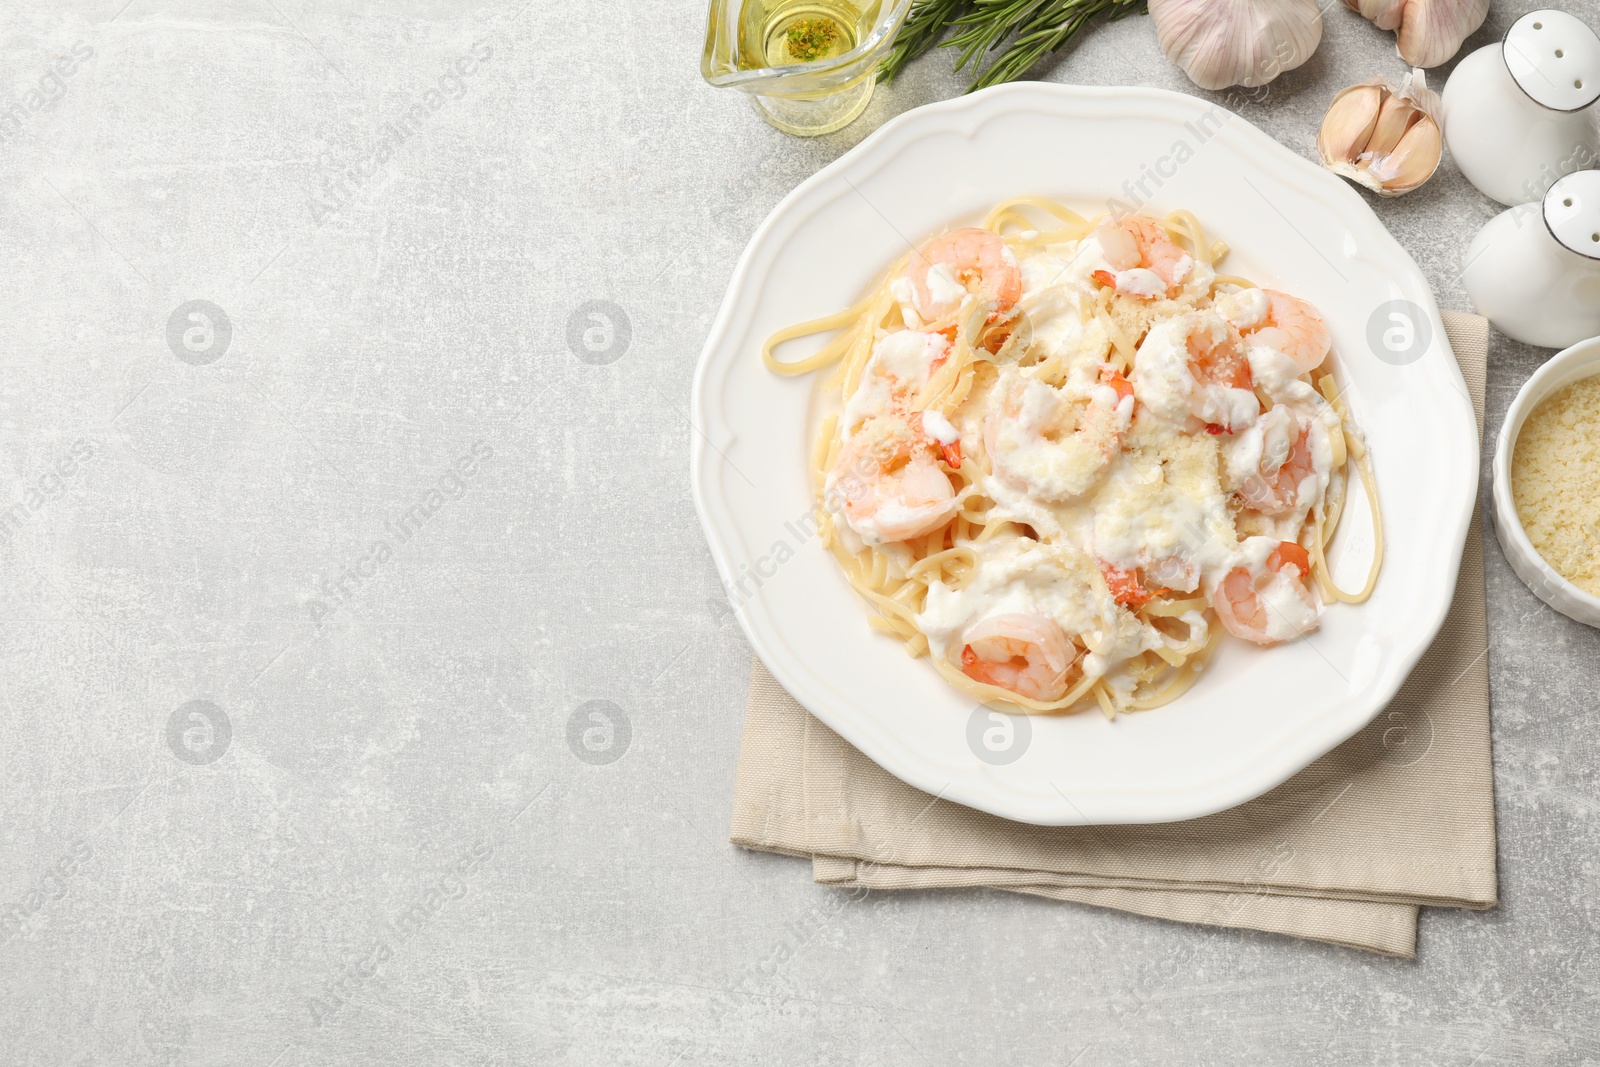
[691,82,1478,825]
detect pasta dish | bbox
[763,198,1382,716]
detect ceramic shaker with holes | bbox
[1442,9,1600,206]
[1463,170,1600,347]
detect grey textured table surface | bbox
[1,1,1597,1064]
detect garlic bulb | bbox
[1343,0,1489,68]
[1317,71,1443,196]
[1149,0,1323,91]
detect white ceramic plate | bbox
[692,83,1479,825]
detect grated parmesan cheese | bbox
[1512,373,1600,596]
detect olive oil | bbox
[738,0,870,70]
[702,0,889,135]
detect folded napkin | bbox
[731,310,1494,957]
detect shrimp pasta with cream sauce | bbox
[763,198,1383,716]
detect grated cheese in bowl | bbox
[1511,374,1600,597]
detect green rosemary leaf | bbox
[879,0,974,83]
[966,0,1147,91]
[945,0,1048,75]
[878,0,1147,90]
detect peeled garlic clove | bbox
[1149,0,1323,91]
[1317,70,1443,196]
[1317,84,1382,164]
[1345,0,1488,67]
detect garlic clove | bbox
[1362,90,1418,158]
[1343,0,1406,32]
[1364,114,1441,191]
[1316,70,1443,196]
[1149,0,1324,91]
[1317,84,1383,164]
[1346,0,1489,68]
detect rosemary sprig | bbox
[880,0,1147,91]
[879,0,973,84]
[964,0,1149,90]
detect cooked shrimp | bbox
[1134,311,1259,434]
[1230,404,1321,516]
[1144,553,1202,595]
[1186,314,1255,429]
[1231,290,1330,373]
[985,368,1134,502]
[841,329,951,432]
[959,613,1076,702]
[1212,540,1318,646]
[1100,562,1159,609]
[828,416,958,545]
[1091,215,1194,298]
[903,228,1021,322]
[1152,313,1260,435]
[1100,552,1200,609]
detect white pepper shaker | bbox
[1442,9,1600,206]
[1463,170,1600,347]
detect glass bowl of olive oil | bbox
[701,0,913,136]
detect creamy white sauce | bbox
[1091,447,1235,578]
[983,365,1137,504]
[1016,243,1104,356]
[888,276,924,328]
[841,330,948,434]
[917,539,1158,674]
[1115,267,1167,298]
[1130,317,1196,425]
[1224,403,1295,489]
[1216,287,1269,330]
[833,230,1339,703]
[1254,569,1319,640]
[1245,343,1301,395]
[1201,388,1259,430]
[1222,397,1340,544]
[923,263,968,313]
[922,409,959,445]
[1028,235,1118,293]
[1178,610,1210,646]
[1132,311,1259,431]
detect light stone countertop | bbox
[1,1,1597,1064]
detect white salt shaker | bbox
[1442,9,1600,206]
[1463,170,1600,347]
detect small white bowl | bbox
[1492,334,1600,626]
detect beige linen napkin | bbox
[731,311,1494,957]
